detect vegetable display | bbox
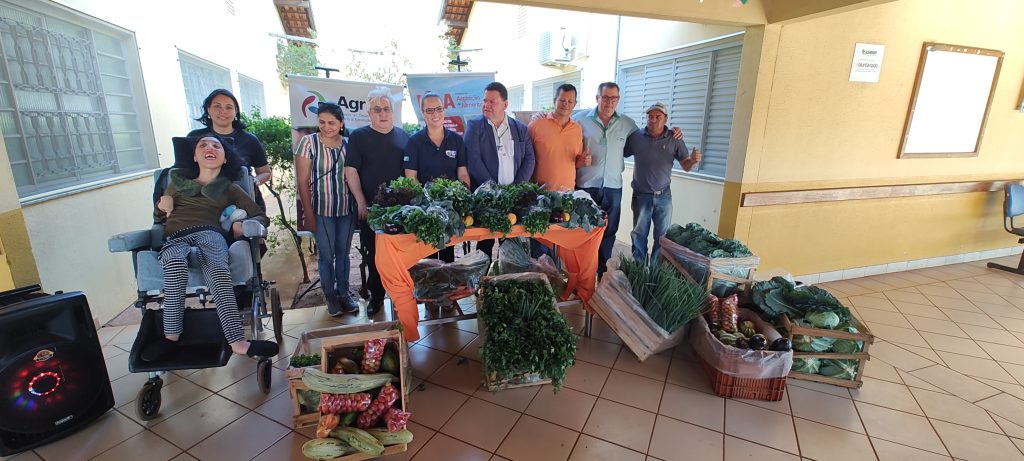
[617,256,708,334]
[665,222,753,258]
[479,277,576,391]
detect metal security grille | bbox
[178,51,230,131]
[0,3,150,196]
[618,33,743,180]
[237,73,265,115]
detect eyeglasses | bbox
[423,107,444,115]
[599,96,620,102]
[369,106,392,114]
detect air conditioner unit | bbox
[539,29,575,67]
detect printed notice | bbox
[849,43,885,83]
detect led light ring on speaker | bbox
[27,372,60,397]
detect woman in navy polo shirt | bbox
[404,92,469,262]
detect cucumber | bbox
[329,427,385,456]
[341,411,358,427]
[301,438,358,460]
[364,428,414,446]
[301,368,395,394]
[380,350,398,374]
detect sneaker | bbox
[325,295,343,317]
[367,296,385,317]
[339,293,360,313]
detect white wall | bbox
[617,167,724,249]
[12,0,289,323]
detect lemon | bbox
[507,213,517,226]
[463,215,474,227]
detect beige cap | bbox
[645,102,668,116]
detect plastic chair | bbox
[987,183,1024,275]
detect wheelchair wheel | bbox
[269,286,284,345]
[256,358,272,394]
[136,377,163,421]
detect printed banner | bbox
[405,72,495,135]
[287,75,404,130]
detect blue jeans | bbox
[579,187,622,275]
[314,213,356,298]
[631,189,672,264]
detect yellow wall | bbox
[722,0,1024,275]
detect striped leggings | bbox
[160,229,245,344]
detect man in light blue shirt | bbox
[573,82,681,276]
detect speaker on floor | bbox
[0,286,114,456]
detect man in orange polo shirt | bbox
[528,84,591,191]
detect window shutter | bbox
[237,74,265,115]
[178,52,230,131]
[531,70,581,110]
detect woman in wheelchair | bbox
[144,135,279,361]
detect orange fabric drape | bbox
[375,225,605,341]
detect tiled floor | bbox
[8,256,1024,460]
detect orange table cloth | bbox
[376,225,605,341]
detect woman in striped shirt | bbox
[296,103,359,315]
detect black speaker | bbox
[0,286,114,456]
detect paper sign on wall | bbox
[849,43,885,83]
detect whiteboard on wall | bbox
[899,43,1003,158]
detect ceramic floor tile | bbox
[427,356,484,395]
[940,309,1003,329]
[990,413,1024,439]
[919,284,965,299]
[793,418,876,461]
[856,307,914,328]
[948,279,996,294]
[886,290,935,305]
[417,327,478,355]
[599,369,664,412]
[977,341,1024,365]
[958,323,1024,347]
[909,387,1001,433]
[975,393,1024,430]
[657,382,724,432]
[185,356,257,392]
[870,437,952,461]
[189,411,290,461]
[723,436,799,461]
[525,384,597,431]
[788,385,864,433]
[412,433,492,461]
[893,301,949,320]
[218,365,289,410]
[665,356,715,394]
[724,401,798,455]
[994,316,1024,333]
[897,370,948,393]
[119,378,214,426]
[34,411,142,461]
[612,348,671,381]
[862,359,904,384]
[787,379,853,399]
[441,397,520,452]
[252,387,301,429]
[849,295,900,311]
[91,430,183,461]
[924,295,977,312]
[150,394,250,449]
[961,290,1013,306]
[976,303,1024,320]
[919,332,989,358]
[104,352,131,381]
[870,341,935,371]
[909,365,1000,402]
[496,415,578,461]
[473,383,540,413]
[457,334,483,361]
[400,421,437,460]
[568,434,646,461]
[98,325,126,345]
[848,278,901,293]
[581,398,656,453]
[931,420,1024,461]
[249,431,309,461]
[855,401,946,454]
[408,381,470,430]
[866,322,931,348]
[905,316,969,338]
[587,317,625,345]
[574,336,622,368]
[935,351,1016,383]
[976,377,1024,400]
[741,390,792,416]
[562,360,611,396]
[648,415,723,461]
[899,344,946,364]
[409,343,454,379]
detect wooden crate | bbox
[590,271,688,363]
[286,321,409,430]
[314,324,410,460]
[660,237,758,297]
[781,314,874,388]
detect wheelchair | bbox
[108,160,284,421]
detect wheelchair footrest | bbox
[129,308,232,373]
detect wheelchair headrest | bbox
[171,135,243,181]
[1006,184,1024,217]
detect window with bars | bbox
[0,1,156,197]
[178,51,230,131]
[531,70,581,110]
[237,73,265,115]
[618,33,743,180]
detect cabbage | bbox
[830,324,864,354]
[793,334,836,352]
[793,358,820,374]
[806,311,840,329]
[819,359,857,380]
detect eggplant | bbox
[769,338,792,352]
[734,338,749,350]
[748,334,768,350]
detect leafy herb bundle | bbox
[522,207,551,236]
[477,210,513,235]
[426,178,473,216]
[374,177,424,206]
[618,256,708,333]
[479,278,576,391]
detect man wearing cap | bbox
[625,102,701,264]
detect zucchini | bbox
[364,428,414,446]
[301,438,358,460]
[329,427,385,456]
[301,368,395,394]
